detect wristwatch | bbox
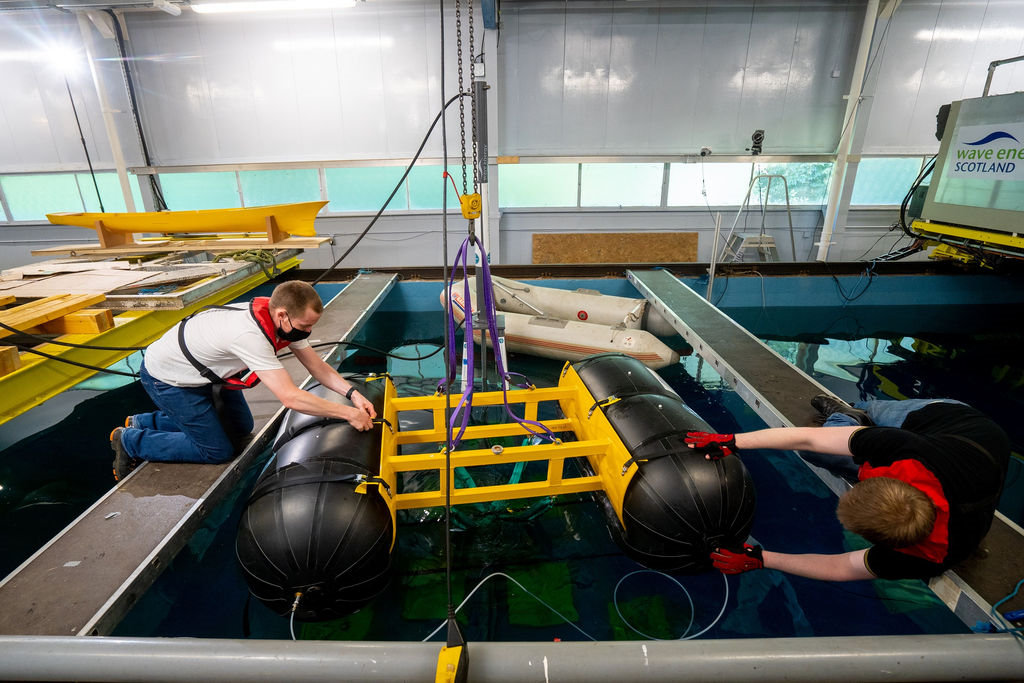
[345,386,356,401]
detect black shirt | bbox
[848,403,1009,580]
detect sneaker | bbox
[810,394,874,426]
[110,427,142,482]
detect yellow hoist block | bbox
[460,193,482,220]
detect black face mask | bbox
[277,313,311,342]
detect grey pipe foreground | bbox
[1,634,1023,682]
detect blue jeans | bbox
[822,398,967,429]
[804,398,967,479]
[119,364,254,464]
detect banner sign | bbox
[948,122,1024,180]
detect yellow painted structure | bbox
[47,201,326,238]
[0,255,301,425]
[370,363,640,547]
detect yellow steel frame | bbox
[0,256,301,425]
[371,363,640,548]
[911,220,1024,251]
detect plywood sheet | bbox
[0,270,158,297]
[532,232,698,264]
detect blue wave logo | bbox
[964,131,1019,146]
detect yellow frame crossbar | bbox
[372,363,641,547]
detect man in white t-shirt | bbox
[109,281,376,480]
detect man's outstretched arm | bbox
[762,548,875,581]
[688,426,865,460]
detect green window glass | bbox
[325,167,407,212]
[498,163,578,208]
[1,173,83,221]
[581,163,663,207]
[77,172,145,213]
[158,172,241,210]
[240,169,321,207]
[751,162,832,205]
[408,165,464,211]
[851,158,925,205]
[668,163,753,206]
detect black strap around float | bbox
[620,446,697,475]
[250,459,392,502]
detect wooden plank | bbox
[40,309,115,335]
[0,346,20,377]
[533,232,698,264]
[2,261,134,279]
[0,295,15,307]
[0,294,107,338]
[32,236,331,257]
[0,272,398,636]
[0,271,159,298]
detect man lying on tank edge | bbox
[685,395,1009,582]
[109,281,376,481]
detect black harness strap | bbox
[177,303,264,389]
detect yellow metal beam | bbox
[0,256,300,425]
[395,475,603,510]
[388,438,611,472]
[387,386,576,411]
[911,220,1024,250]
[394,418,576,445]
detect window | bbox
[157,172,241,210]
[498,163,578,208]
[580,163,663,207]
[751,162,832,205]
[668,163,753,206]
[1,173,83,221]
[851,158,925,205]
[408,165,464,211]
[78,172,145,213]
[240,169,320,206]
[325,167,407,212]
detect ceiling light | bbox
[191,0,357,14]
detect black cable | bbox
[15,345,139,378]
[440,0,456,633]
[64,76,104,213]
[310,91,471,286]
[0,320,147,351]
[105,9,168,211]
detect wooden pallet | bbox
[0,294,110,377]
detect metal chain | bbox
[455,0,468,194]
[468,0,478,192]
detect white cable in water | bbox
[614,570,730,641]
[421,569,730,643]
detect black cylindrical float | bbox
[235,379,392,621]
[573,354,756,573]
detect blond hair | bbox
[836,477,936,548]
[269,281,323,317]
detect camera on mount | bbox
[748,129,765,155]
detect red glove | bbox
[710,544,764,574]
[685,431,737,460]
